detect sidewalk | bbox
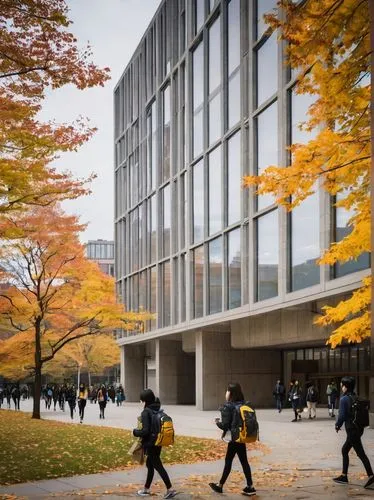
[1,401,374,498]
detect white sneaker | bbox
[164,490,177,499]
[137,489,151,496]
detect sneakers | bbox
[364,475,374,489]
[164,489,177,499]
[242,485,256,496]
[209,483,223,493]
[333,474,348,484]
[137,489,151,496]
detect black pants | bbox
[342,428,373,476]
[78,399,87,420]
[99,401,106,418]
[220,442,252,487]
[68,401,75,419]
[145,446,171,489]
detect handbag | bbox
[128,440,144,464]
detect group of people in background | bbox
[273,379,339,421]
[0,383,29,410]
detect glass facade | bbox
[114,0,368,338]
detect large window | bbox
[180,173,187,249]
[208,16,221,145]
[255,0,277,40]
[195,0,205,34]
[193,43,204,158]
[209,237,223,314]
[162,85,171,182]
[180,253,186,322]
[227,131,241,225]
[162,261,171,327]
[208,145,222,235]
[150,194,157,263]
[256,210,278,301]
[256,102,278,210]
[162,184,171,257]
[290,88,319,291]
[193,245,204,318]
[130,208,139,272]
[256,32,277,107]
[227,0,240,129]
[193,160,204,243]
[228,229,241,309]
[334,193,370,277]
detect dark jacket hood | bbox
[145,400,161,412]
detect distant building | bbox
[86,239,115,277]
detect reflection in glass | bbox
[228,71,240,129]
[195,0,205,33]
[181,254,186,322]
[163,86,171,182]
[163,184,171,257]
[209,237,223,314]
[193,160,204,243]
[151,101,157,190]
[150,266,156,329]
[256,0,277,39]
[334,193,369,277]
[209,146,222,235]
[209,92,221,145]
[150,194,157,263]
[193,109,203,158]
[209,17,221,94]
[257,210,278,301]
[227,131,241,225]
[180,173,187,248]
[291,193,320,291]
[131,208,139,272]
[228,0,240,74]
[139,271,147,311]
[193,44,204,109]
[291,90,317,144]
[228,229,241,309]
[257,32,277,106]
[162,261,171,327]
[193,246,204,318]
[257,102,278,209]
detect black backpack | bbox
[231,403,259,443]
[349,395,370,429]
[149,409,174,447]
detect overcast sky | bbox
[40,0,161,243]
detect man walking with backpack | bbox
[334,376,374,489]
[133,389,177,498]
[306,382,318,419]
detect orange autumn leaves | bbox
[243,0,370,347]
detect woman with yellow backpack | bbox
[209,382,257,497]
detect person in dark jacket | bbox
[11,385,21,410]
[290,380,302,422]
[97,385,107,419]
[333,376,374,488]
[133,389,176,498]
[209,382,256,497]
[66,384,76,420]
[306,382,318,419]
[273,380,285,413]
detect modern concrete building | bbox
[114,0,370,409]
[86,239,115,277]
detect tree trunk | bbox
[77,365,81,389]
[88,370,91,387]
[32,320,42,419]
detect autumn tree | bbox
[44,334,120,387]
[244,0,370,347]
[0,205,148,419]
[0,0,110,214]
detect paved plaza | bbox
[1,399,374,498]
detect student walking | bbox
[77,383,88,424]
[209,382,256,497]
[66,384,76,420]
[97,385,107,419]
[290,380,302,422]
[133,389,177,498]
[327,380,338,417]
[306,383,318,419]
[11,385,20,410]
[334,376,374,489]
[273,380,285,413]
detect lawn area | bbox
[0,410,227,485]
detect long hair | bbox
[227,382,244,402]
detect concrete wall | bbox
[122,344,145,402]
[231,307,329,349]
[156,339,195,405]
[196,331,281,410]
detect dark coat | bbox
[133,400,161,449]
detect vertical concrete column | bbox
[120,345,125,388]
[123,344,145,402]
[156,339,180,404]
